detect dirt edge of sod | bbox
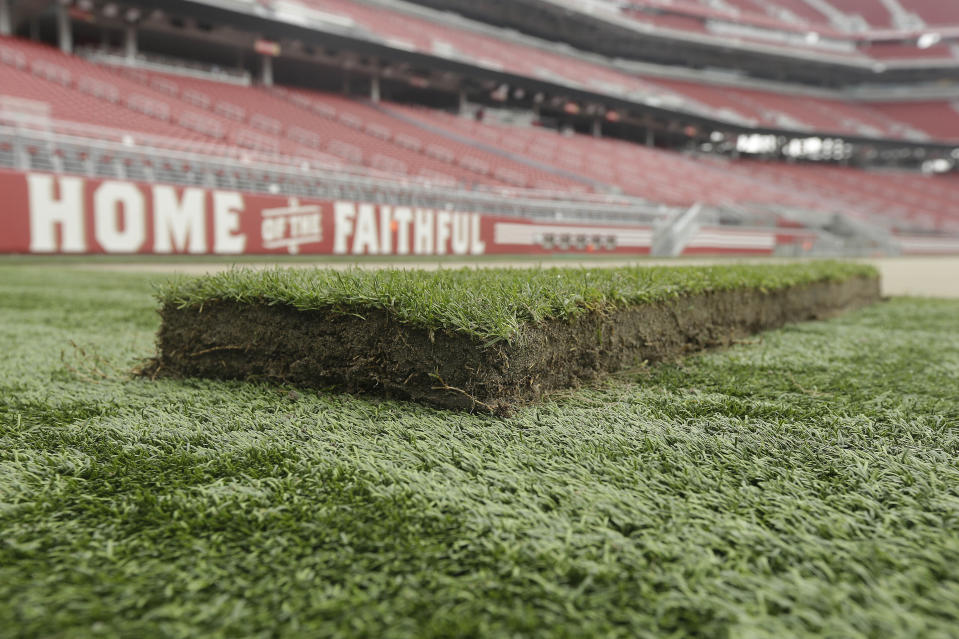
[147,272,880,415]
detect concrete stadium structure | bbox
[0,0,957,256]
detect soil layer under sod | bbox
[151,274,880,414]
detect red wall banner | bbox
[0,169,828,256]
[0,169,657,256]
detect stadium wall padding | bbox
[0,168,828,256]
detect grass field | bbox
[2,263,959,638]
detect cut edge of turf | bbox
[147,266,881,414]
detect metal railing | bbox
[652,203,704,257]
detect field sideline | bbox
[1,262,959,637]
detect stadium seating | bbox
[718,159,959,232]
[619,0,816,34]
[515,0,957,66]
[904,0,959,26]
[710,0,894,29]
[870,101,959,140]
[823,0,893,28]
[386,104,736,205]
[645,76,929,138]
[864,42,956,60]
[757,0,834,26]
[115,67,580,190]
[290,0,712,112]
[1,32,956,237]
[621,0,959,31]
[271,2,959,141]
[269,87,588,191]
[0,36,599,191]
[384,102,959,233]
[0,35,349,165]
[0,38,210,144]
